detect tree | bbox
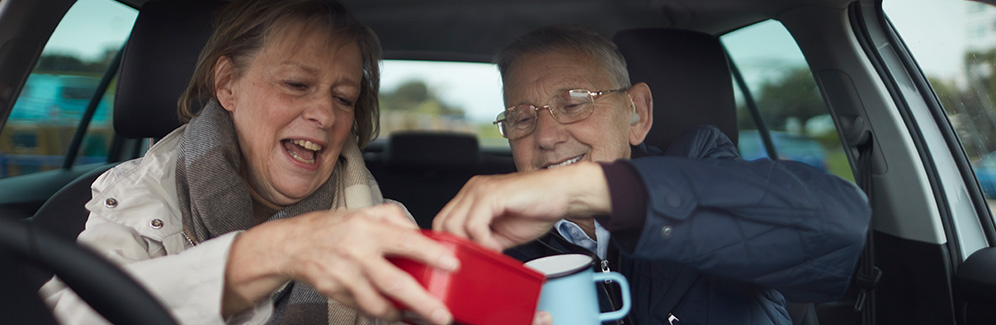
[34,52,114,75]
[380,80,465,117]
[754,68,825,132]
[954,50,996,159]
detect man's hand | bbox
[432,161,612,250]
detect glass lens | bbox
[496,105,538,139]
[495,111,509,137]
[508,105,536,126]
[554,89,595,122]
[508,105,536,138]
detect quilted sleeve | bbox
[625,126,870,302]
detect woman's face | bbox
[215,25,363,206]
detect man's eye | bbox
[561,103,585,113]
[512,114,534,126]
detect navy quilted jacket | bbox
[506,125,870,325]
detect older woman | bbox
[40,0,457,324]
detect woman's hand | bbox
[223,203,459,324]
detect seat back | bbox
[366,131,516,228]
[24,0,222,290]
[613,28,738,150]
[115,0,222,139]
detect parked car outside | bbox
[7,73,110,125]
[974,151,996,199]
[738,129,829,170]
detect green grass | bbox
[825,148,855,183]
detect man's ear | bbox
[214,56,237,112]
[627,82,653,146]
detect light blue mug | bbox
[525,254,631,325]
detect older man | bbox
[434,25,869,324]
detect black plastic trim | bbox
[62,45,123,169]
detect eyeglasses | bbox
[493,87,629,139]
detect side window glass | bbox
[721,20,855,182]
[884,0,996,203]
[0,0,136,178]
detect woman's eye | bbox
[284,81,309,91]
[335,96,356,109]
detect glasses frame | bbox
[493,87,630,139]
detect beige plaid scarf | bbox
[176,100,385,324]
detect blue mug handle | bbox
[592,272,631,322]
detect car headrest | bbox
[613,28,738,150]
[385,131,480,171]
[114,0,223,139]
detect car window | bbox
[379,60,507,149]
[884,0,996,209]
[0,0,136,178]
[721,20,855,182]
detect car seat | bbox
[23,0,223,289]
[613,28,739,150]
[613,28,816,325]
[365,131,515,228]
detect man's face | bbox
[503,51,637,172]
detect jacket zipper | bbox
[598,259,622,324]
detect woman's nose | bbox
[304,94,336,128]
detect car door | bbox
[879,0,996,323]
[770,0,996,323]
[720,1,996,323]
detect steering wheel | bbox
[0,217,176,325]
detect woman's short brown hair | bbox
[178,0,381,147]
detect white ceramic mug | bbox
[525,254,631,325]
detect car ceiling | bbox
[118,0,851,62]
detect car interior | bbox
[1,0,996,324]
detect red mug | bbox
[388,230,545,325]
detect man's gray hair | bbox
[494,24,631,93]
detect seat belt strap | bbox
[853,136,880,325]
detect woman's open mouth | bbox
[282,139,324,164]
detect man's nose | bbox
[532,106,566,147]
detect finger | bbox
[344,273,402,321]
[432,196,456,231]
[384,228,459,272]
[463,200,502,251]
[365,258,452,325]
[533,311,553,325]
[304,252,400,321]
[300,261,364,311]
[432,197,463,233]
[435,188,474,238]
[363,203,419,229]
